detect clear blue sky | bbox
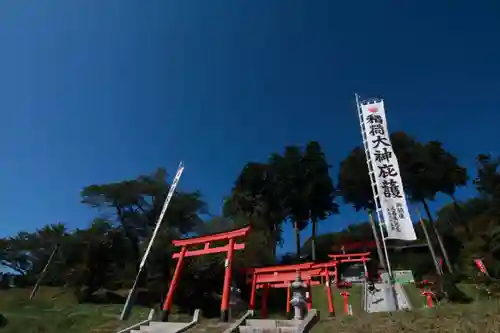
[0,1,498,255]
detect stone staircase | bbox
[237,310,319,333]
[117,309,200,333]
[130,321,191,333]
[238,319,302,333]
[394,282,412,310]
[364,281,412,313]
[184,318,231,333]
[120,309,319,333]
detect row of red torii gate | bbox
[160,226,371,322]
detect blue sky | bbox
[0,1,498,255]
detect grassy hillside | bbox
[1,284,497,333]
[404,282,490,309]
[309,282,500,332]
[312,300,500,333]
[311,284,363,316]
[0,287,150,333]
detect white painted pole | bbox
[120,161,185,320]
[355,94,398,311]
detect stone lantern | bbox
[289,272,308,320]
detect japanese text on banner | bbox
[360,100,417,241]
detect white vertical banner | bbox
[360,100,417,241]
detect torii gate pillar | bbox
[160,226,250,322]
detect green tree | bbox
[66,219,131,301]
[337,147,374,212]
[381,132,464,274]
[338,132,466,274]
[424,141,470,236]
[302,141,339,260]
[474,154,500,201]
[270,146,309,258]
[337,147,385,265]
[80,168,206,273]
[224,162,285,258]
[473,154,500,273]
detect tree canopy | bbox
[1,132,498,315]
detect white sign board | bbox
[360,101,417,241]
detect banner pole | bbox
[416,208,443,276]
[355,93,399,311]
[120,161,185,320]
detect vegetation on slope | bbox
[312,300,500,333]
[0,287,149,333]
[1,136,500,330]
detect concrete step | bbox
[239,326,298,333]
[130,321,190,333]
[240,319,302,333]
[365,282,412,313]
[185,322,230,333]
[394,283,412,310]
[245,319,300,328]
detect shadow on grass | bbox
[0,313,8,328]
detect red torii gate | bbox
[247,252,371,318]
[327,252,371,285]
[161,226,250,322]
[247,263,318,318]
[247,262,335,317]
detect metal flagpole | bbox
[416,208,443,276]
[120,161,185,320]
[355,93,399,311]
[30,243,60,300]
[368,210,386,272]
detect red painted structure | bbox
[161,226,250,322]
[247,263,321,318]
[339,291,350,314]
[246,252,371,318]
[421,291,434,308]
[418,280,435,309]
[328,252,371,284]
[338,281,353,315]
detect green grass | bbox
[458,283,491,301]
[3,284,495,333]
[311,299,500,333]
[311,284,363,316]
[403,282,491,309]
[0,287,150,333]
[403,283,424,308]
[309,282,500,332]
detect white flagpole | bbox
[120,161,185,320]
[355,93,393,276]
[355,94,398,311]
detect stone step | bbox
[239,326,298,333]
[130,321,190,333]
[245,319,300,328]
[185,322,230,333]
